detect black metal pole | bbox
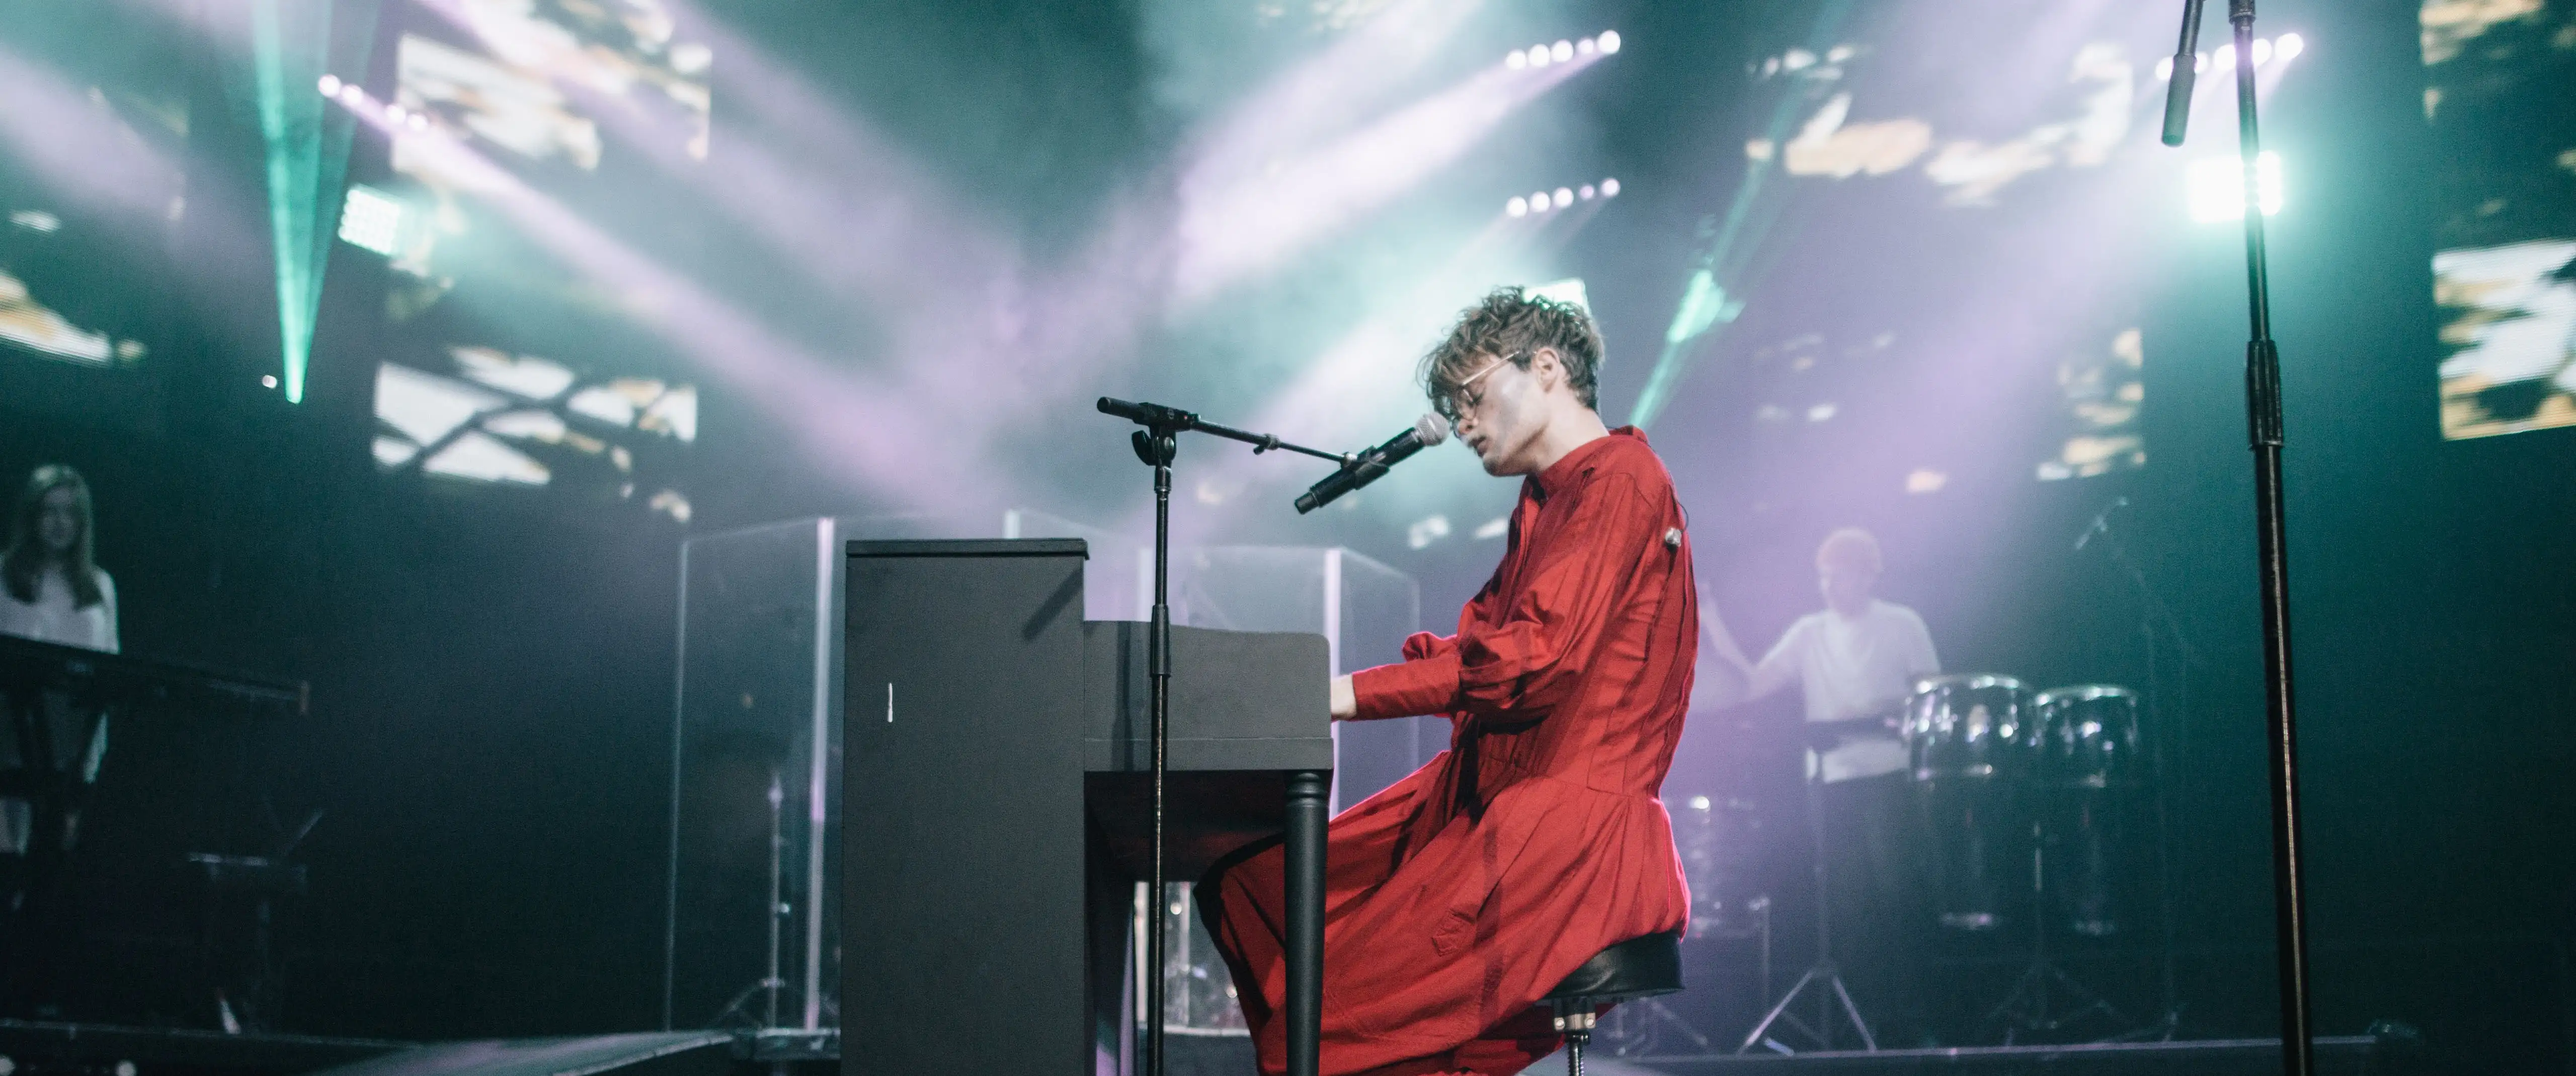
[1284,770,1328,1076]
[1100,397,1342,1076]
[1146,430,1175,1076]
[2164,4,2315,1073]
[2227,6,2317,1070]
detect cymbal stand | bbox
[2094,516,2193,1038]
[1737,767,1874,1054]
[1981,818,2125,1044]
[710,772,788,1028]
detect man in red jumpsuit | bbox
[1202,287,1698,1076]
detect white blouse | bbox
[0,566,120,654]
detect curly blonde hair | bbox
[1420,286,1603,420]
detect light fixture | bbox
[338,184,407,255]
[2277,33,2305,61]
[1551,40,1574,63]
[1600,177,1620,197]
[1597,31,1621,54]
[2186,151,2284,222]
[1506,196,1529,217]
[317,73,342,96]
[1528,44,1552,68]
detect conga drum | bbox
[1905,674,2038,931]
[2035,685,2141,936]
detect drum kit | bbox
[1712,675,2161,1052]
[1910,677,2143,939]
[1911,677,2149,1040]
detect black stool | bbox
[1541,932,1683,1076]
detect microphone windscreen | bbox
[1414,413,1450,446]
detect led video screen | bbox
[364,0,710,512]
[2423,0,2576,439]
[0,5,189,375]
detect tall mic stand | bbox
[1095,398,1347,1076]
[2160,4,2315,1074]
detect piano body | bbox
[0,634,307,1020]
[842,539,1330,1074]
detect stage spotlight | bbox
[2278,33,2305,61]
[1600,177,1620,197]
[1579,184,1596,200]
[1528,44,1552,68]
[2214,43,2235,70]
[2251,38,2273,66]
[1507,49,1527,69]
[317,73,342,97]
[337,84,364,107]
[386,104,408,123]
[1532,191,1551,212]
[338,184,407,256]
[262,374,279,389]
[1597,31,1621,54]
[1551,40,1574,63]
[2155,56,2174,82]
[1553,187,1573,208]
[1507,196,1529,217]
[2186,151,2284,222]
[1577,38,1596,57]
[408,112,430,132]
[2193,51,2208,73]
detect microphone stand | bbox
[1095,398,1346,1076]
[2159,4,2315,1075]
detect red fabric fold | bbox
[1205,428,1700,1076]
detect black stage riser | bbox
[1602,1035,2402,1076]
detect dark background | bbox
[0,0,2568,1069]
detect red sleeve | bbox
[1350,473,1660,722]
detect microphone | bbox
[1294,414,1448,514]
[1096,397,1197,429]
[2075,496,2131,552]
[2159,0,2209,146]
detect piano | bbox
[842,539,1330,1075]
[0,635,305,713]
[1,634,310,1017]
[1,633,306,813]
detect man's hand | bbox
[1329,674,1356,720]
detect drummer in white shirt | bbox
[1704,526,1942,1043]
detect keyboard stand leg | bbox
[1284,770,1328,1076]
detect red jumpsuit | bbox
[1203,428,1698,1076]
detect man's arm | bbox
[1902,607,1941,676]
[1742,619,1804,702]
[1346,474,1666,722]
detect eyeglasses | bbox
[1436,352,1520,422]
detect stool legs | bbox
[1553,1007,1596,1076]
